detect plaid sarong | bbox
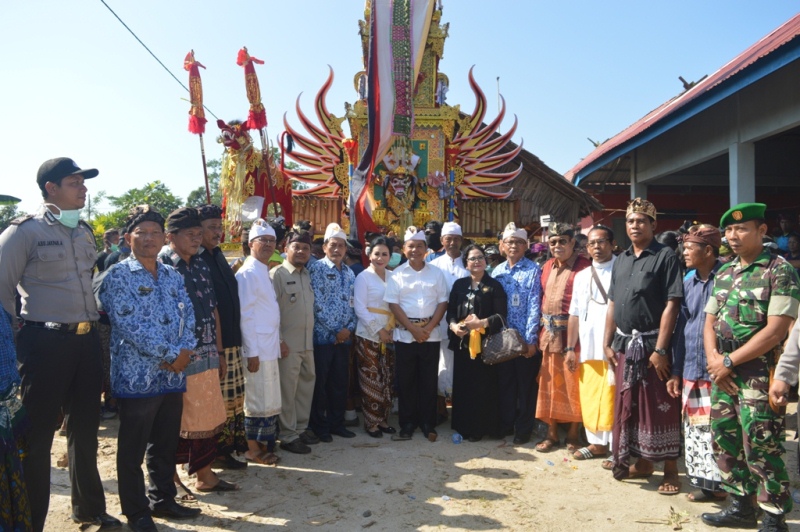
[682,378,712,426]
[217,346,247,455]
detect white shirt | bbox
[236,256,281,361]
[354,266,393,342]
[429,252,469,293]
[568,255,616,363]
[384,261,448,343]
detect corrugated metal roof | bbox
[566,13,800,185]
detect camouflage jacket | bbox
[705,249,800,345]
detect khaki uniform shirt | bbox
[0,206,99,323]
[270,261,314,353]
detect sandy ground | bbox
[45,408,800,532]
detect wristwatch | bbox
[723,353,734,369]
[654,347,668,356]
[563,346,575,354]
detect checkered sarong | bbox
[682,378,712,426]
[217,346,247,454]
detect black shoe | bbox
[760,511,788,532]
[344,417,360,427]
[467,435,483,442]
[316,433,333,443]
[151,499,202,520]
[366,428,383,438]
[213,454,247,470]
[71,512,122,529]
[392,424,414,441]
[299,430,320,445]
[701,495,758,528]
[128,515,158,532]
[513,433,531,445]
[280,439,312,454]
[331,427,356,438]
[501,427,514,437]
[379,425,396,434]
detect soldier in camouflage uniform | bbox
[702,203,800,532]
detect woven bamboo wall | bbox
[292,197,342,234]
[458,200,518,236]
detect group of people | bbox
[2,158,800,532]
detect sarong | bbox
[536,349,582,424]
[612,351,681,480]
[180,369,227,439]
[683,379,722,491]
[579,360,615,433]
[0,385,31,530]
[355,337,395,430]
[217,346,248,455]
[244,359,281,451]
[175,436,218,475]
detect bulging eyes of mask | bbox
[46,204,81,229]
[388,252,402,268]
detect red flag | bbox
[236,47,267,130]
[184,51,207,134]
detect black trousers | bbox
[394,341,439,432]
[16,326,105,532]
[497,352,542,437]
[309,343,350,436]
[117,393,183,521]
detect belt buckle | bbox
[44,322,60,331]
[76,322,92,335]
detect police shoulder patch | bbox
[10,214,34,226]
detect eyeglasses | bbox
[503,239,526,247]
[466,256,485,262]
[587,238,609,247]
[548,238,569,246]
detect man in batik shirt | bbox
[491,222,543,445]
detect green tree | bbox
[0,205,26,233]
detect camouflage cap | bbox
[719,203,766,228]
[547,222,574,237]
[626,197,657,221]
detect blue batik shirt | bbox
[98,257,197,398]
[0,309,20,394]
[308,257,356,345]
[492,257,542,345]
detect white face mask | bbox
[46,204,81,229]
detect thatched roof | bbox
[490,138,604,224]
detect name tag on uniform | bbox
[349,296,354,308]
[326,273,337,280]
[511,293,521,307]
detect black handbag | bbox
[481,316,528,365]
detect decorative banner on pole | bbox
[184,50,211,203]
[184,50,207,134]
[236,47,268,131]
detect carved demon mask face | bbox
[388,172,414,199]
[217,120,252,151]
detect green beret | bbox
[719,203,766,228]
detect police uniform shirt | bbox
[0,206,99,322]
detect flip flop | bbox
[657,476,681,495]
[245,451,279,466]
[196,479,240,493]
[534,438,561,453]
[686,489,727,502]
[175,480,197,502]
[565,440,582,453]
[601,459,614,470]
[573,447,607,460]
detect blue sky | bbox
[2,1,797,213]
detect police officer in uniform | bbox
[0,158,121,531]
[702,203,800,532]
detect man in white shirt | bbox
[385,227,449,442]
[236,220,287,465]
[429,221,468,422]
[565,225,617,462]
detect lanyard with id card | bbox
[511,293,521,307]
